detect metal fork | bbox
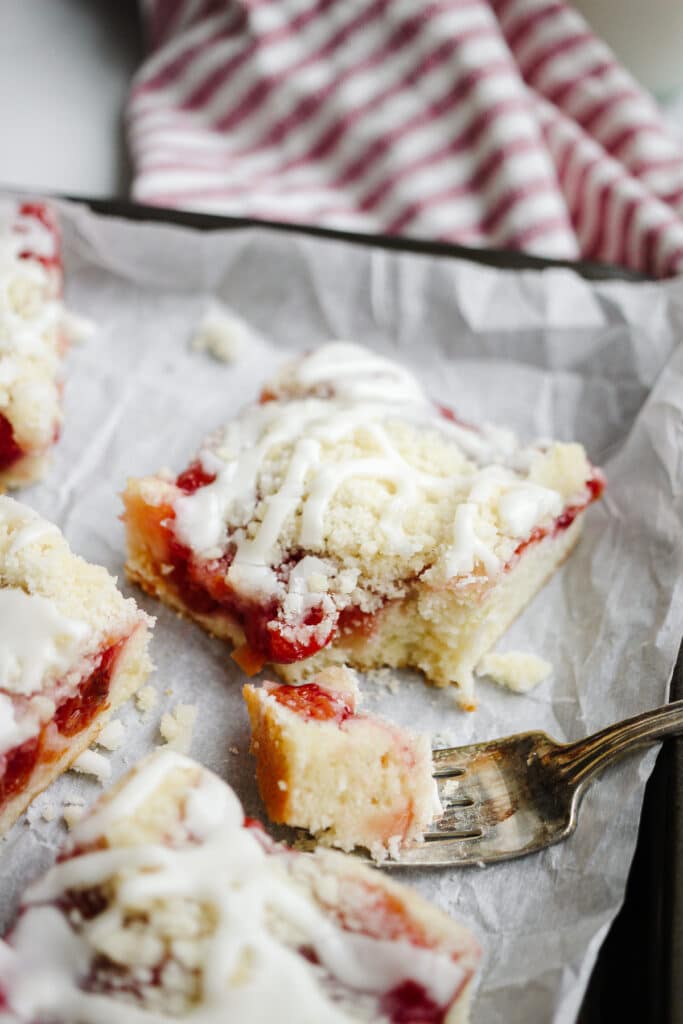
[384,699,683,868]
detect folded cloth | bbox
[130,0,683,276]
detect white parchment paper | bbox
[2,198,682,1023]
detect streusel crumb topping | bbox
[171,343,594,626]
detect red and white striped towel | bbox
[129,0,683,276]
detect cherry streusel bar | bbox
[124,342,603,709]
[0,496,153,833]
[0,749,480,1022]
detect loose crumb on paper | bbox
[71,749,112,783]
[477,651,552,693]
[135,684,158,714]
[432,732,455,750]
[62,310,97,345]
[41,804,57,823]
[63,804,85,829]
[159,703,197,754]
[95,719,125,751]
[190,303,253,363]
[365,668,401,694]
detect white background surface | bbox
[0,1,141,197]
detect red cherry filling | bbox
[244,604,335,665]
[337,605,379,638]
[54,641,123,737]
[0,414,24,472]
[271,682,353,724]
[435,402,477,432]
[17,201,62,275]
[0,735,41,806]
[159,522,338,665]
[18,202,56,235]
[380,981,446,1023]
[60,886,110,922]
[512,472,605,562]
[176,461,217,494]
[0,640,123,809]
[152,457,603,670]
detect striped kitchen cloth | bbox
[129,0,683,276]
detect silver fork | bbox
[384,699,683,868]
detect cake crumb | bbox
[71,749,111,783]
[95,719,125,751]
[365,668,401,694]
[61,309,96,344]
[477,651,552,693]
[41,804,57,823]
[229,746,239,755]
[63,805,85,829]
[159,703,197,754]
[190,303,251,364]
[387,835,403,861]
[135,684,158,714]
[277,780,288,792]
[432,733,453,750]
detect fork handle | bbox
[549,699,683,786]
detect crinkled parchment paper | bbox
[2,198,682,1024]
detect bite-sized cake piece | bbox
[0,496,153,834]
[0,750,480,1023]
[123,342,604,709]
[244,667,441,859]
[0,200,71,489]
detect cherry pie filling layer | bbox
[0,639,124,809]
[15,201,63,280]
[137,459,604,674]
[0,415,23,474]
[269,680,354,724]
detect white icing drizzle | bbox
[0,499,90,753]
[439,503,501,578]
[1,499,60,556]
[1,752,470,1023]
[0,693,39,752]
[0,588,89,697]
[497,483,563,538]
[287,341,427,403]
[172,344,572,615]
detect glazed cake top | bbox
[0,750,478,1022]
[0,497,151,754]
[0,201,65,449]
[167,343,597,631]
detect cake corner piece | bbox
[243,666,441,859]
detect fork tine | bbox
[389,832,496,867]
[437,775,474,805]
[427,804,482,837]
[432,745,481,777]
